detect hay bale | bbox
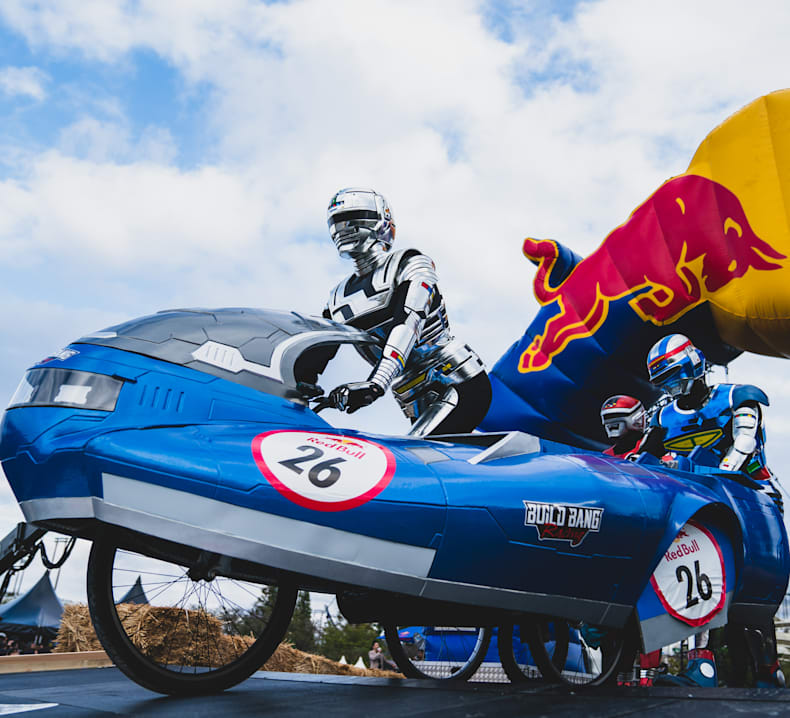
[55,603,252,666]
[55,604,103,653]
[114,603,253,666]
[262,643,400,677]
[54,604,401,677]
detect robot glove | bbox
[329,381,385,414]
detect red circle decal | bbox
[649,520,726,627]
[252,430,396,511]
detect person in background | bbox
[601,395,649,459]
[600,395,662,686]
[646,333,784,687]
[368,641,397,671]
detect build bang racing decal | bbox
[649,521,726,627]
[252,431,396,511]
[523,501,604,547]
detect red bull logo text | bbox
[305,435,367,459]
[519,175,785,373]
[665,537,701,563]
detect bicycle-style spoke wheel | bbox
[86,537,297,695]
[498,620,569,683]
[524,618,634,687]
[384,624,492,681]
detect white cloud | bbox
[0,152,262,264]
[0,65,48,99]
[0,0,789,366]
[56,117,178,165]
[0,0,789,370]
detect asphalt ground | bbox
[0,668,789,717]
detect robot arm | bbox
[368,254,438,392]
[635,412,668,459]
[720,403,761,471]
[327,254,438,414]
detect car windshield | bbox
[76,308,377,402]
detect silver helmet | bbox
[327,188,395,259]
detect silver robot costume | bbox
[323,187,490,437]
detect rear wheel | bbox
[522,618,635,687]
[498,619,569,682]
[384,624,492,681]
[86,535,297,695]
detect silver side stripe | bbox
[20,478,633,626]
[0,704,60,715]
[99,474,436,577]
[639,592,731,653]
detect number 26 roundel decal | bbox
[649,520,726,627]
[252,430,396,511]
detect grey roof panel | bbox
[76,307,376,402]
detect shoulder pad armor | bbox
[388,247,419,270]
[731,384,769,408]
[396,249,438,284]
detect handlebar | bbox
[297,381,338,412]
[310,395,338,413]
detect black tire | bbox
[384,624,492,681]
[498,620,569,683]
[86,536,297,695]
[524,618,636,687]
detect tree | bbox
[317,616,380,666]
[219,585,279,637]
[286,591,316,652]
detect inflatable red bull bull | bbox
[482,90,790,444]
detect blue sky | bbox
[2,0,790,603]
[0,26,215,173]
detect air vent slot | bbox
[138,385,184,413]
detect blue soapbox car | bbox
[0,308,787,693]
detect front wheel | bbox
[383,624,492,681]
[86,535,297,695]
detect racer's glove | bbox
[328,381,385,414]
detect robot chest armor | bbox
[660,387,732,454]
[327,264,398,331]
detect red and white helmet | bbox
[600,395,647,439]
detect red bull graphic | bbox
[519,175,785,373]
[481,91,790,445]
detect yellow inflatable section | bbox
[686,90,790,357]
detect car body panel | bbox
[1,308,787,643]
